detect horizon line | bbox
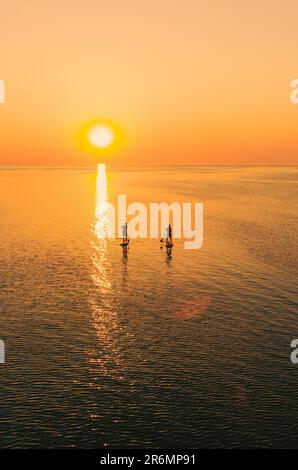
[0,164,297,170]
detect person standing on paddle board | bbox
[160,224,173,247]
[166,224,172,244]
[122,222,128,243]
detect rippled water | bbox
[0,166,297,448]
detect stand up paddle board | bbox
[163,242,174,248]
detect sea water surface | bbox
[0,166,297,448]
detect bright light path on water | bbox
[95,164,114,239]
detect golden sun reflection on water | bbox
[94,163,114,240]
[88,164,124,382]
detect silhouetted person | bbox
[122,222,128,243]
[166,224,172,243]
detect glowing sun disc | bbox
[88,125,115,148]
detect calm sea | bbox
[0,166,297,448]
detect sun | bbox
[78,119,124,157]
[88,124,114,148]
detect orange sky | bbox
[0,0,298,166]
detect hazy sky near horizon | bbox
[0,0,298,166]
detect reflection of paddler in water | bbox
[121,251,129,289]
[160,224,174,256]
[120,221,129,256]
